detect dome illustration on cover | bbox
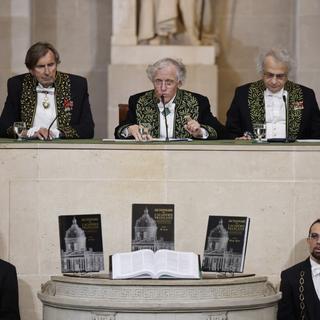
[64,217,86,253]
[134,207,157,241]
[207,218,229,252]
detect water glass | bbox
[253,123,266,143]
[13,122,26,141]
[139,123,151,141]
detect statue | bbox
[138,0,214,45]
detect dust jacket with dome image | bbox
[58,214,104,273]
[131,203,174,252]
[202,215,250,273]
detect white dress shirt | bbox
[27,84,60,138]
[264,88,287,139]
[158,96,176,139]
[122,95,208,139]
[310,257,320,301]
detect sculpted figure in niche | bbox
[138,0,214,45]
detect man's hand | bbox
[32,128,52,140]
[235,132,253,140]
[128,124,152,141]
[184,118,203,138]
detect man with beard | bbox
[277,219,320,319]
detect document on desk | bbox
[296,139,320,143]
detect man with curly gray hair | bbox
[115,57,227,141]
[226,48,320,141]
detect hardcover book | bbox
[131,204,174,252]
[112,249,200,279]
[58,214,104,273]
[202,215,250,273]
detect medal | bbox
[42,92,50,109]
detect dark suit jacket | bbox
[114,89,229,139]
[226,81,320,139]
[0,259,20,320]
[277,258,320,320]
[0,72,94,138]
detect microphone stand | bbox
[46,114,59,140]
[283,94,294,142]
[161,95,169,142]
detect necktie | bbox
[162,107,170,117]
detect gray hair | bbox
[146,58,186,84]
[256,48,293,75]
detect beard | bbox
[311,248,320,262]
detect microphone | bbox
[283,94,288,142]
[161,95,169,142]
[46,114,59,140]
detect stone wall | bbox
[1,0,320,137]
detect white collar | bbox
[158,95,176,111]
[310,257,320,276]
[36,84,55,94]
[265,88,284,98]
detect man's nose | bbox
[160,82,167,90]
[271,76,277,84]
[44,65,50,74]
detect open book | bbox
[111,249,200,279]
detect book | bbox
[202,215,250,273]
[131,204,174,252]
[111,249,200,279]
[58,214,104,273]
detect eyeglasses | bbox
[263,72,287,80]
[309,233,320,241]
[154,79,177,87]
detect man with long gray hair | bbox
[226,48,320,140]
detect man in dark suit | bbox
[114,57,228,141]
[0,42,94,139]
[277,219,320,320]
[226,48,320,140]
[0,259,20,320]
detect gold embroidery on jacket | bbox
[136,89,217,138]
[20,72,78,138]
[248,80,303,139]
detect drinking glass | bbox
[138,123,152,141]
[13,122,26,141]
[253,123,266,143]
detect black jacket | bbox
[226,81,320,139]
[0,259,20,320]
[115,89,229,139]
[278,258,320,320]
[0,72,94,138]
